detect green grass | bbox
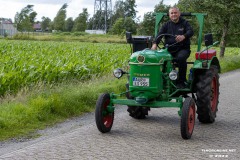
[0,75,126,141]
[11,32,126,43]
[218,48,240,72]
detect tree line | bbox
[13,0,240,57]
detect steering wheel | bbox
[155,34,177,49]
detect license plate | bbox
[133,77,149,86]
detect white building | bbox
[85,30,106,34]
[0,19,18,37]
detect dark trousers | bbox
[171,49,190,83]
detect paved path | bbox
[0,70,239,160]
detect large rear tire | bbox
[95,93,114,133]
[196,65,219,123]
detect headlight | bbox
[113,68,124,79]
[169,70,178,80]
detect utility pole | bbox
[93,0,112,33]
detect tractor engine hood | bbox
[128,48,172,104]
[129,48,172,64]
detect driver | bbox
[151,6,194,89]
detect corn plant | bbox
[0,40,131,95]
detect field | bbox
[0,39,130,95]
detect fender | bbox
[193,56,220,73]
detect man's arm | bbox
[183,20,194,39]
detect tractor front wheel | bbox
[196,65,219,123]
[181,97,196,139]
[95,93,114,133]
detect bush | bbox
[72,32,89,36]
[13,33,34,40]
[60,32,71,35]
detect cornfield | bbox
[0,40,130,95]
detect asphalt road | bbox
[0,70,239,160]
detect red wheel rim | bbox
[102,99,113,128]
[211,76,218,112]
[188,104,195,134]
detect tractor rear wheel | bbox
[181,97,196,139]
[127,106,149,119]
[95,93,114,133]
[196,65,219,123]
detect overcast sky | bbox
[0,0,178,21]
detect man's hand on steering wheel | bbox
[152,34,176,50]
[151,34,185,50]
[151,43,158,50]
[175,35,185,42]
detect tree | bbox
[14,5,37,32]
[65,17,74,32]
[138,1,170,36]
[109,18,125,35]
[87,17,94,30]
[29,11,37,24]
[111,0,137,28]
[110,17,137,35]
[124,0,137,18]
[124,17,137,34]
[91,10,105,30]
[72,8,89,32]
[138,12,155,36]
[111,0,125,25]
[154,0,170,13]
[53,3,68,31]
[41,17,51,31]
[205,0,240,57]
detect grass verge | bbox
[0,75,126,141]
[10,32,126,43]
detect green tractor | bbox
[95,13,220,139]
